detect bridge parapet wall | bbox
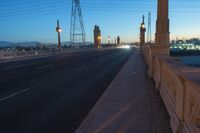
[141,45,200,133]
[0,50,62,60]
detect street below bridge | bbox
[0,48,133,133]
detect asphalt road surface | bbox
[0,48,133,133]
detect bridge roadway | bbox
[0,48,133,133]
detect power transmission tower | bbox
[147,11,152,43]
[70,0,86,47]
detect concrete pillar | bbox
[140,15,146,45]
[94,25,101,49]
[155,0,170,46]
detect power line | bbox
[1,0,200,21]
[0,3,71,16]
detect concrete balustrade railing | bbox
[0,50,61,60]
[183,74,200,133]
[0,48,97,60]
[141,45,200,133]
[0,51,3,59]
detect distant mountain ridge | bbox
[0,41,14,47]
[0,41,41,47]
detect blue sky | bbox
[0,0,200,43]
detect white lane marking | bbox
[0,88,30,102]
[74,65,86,71]
[3,64,29,70]
[36,64,54,70]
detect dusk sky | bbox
[0,0,200,43]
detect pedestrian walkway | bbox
[76,48,172,133]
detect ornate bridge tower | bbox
[155,0,170,46]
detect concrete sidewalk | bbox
[76,48,172,133]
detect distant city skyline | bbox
[0,0,200,43]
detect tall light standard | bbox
[140,15,146,45]
[97,36,101,49]
[108,35,110,47]
[56,20,62,49]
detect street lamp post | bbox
[108,35,110,47]
[140,15,146,45]
[97,36,101,49]
[56,20,62,49]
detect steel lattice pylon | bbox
[70,0,86,47]
[147,11,152,43]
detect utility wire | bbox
[1,0,200,21]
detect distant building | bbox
[117,36,120,44]
[94,25,101,48]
